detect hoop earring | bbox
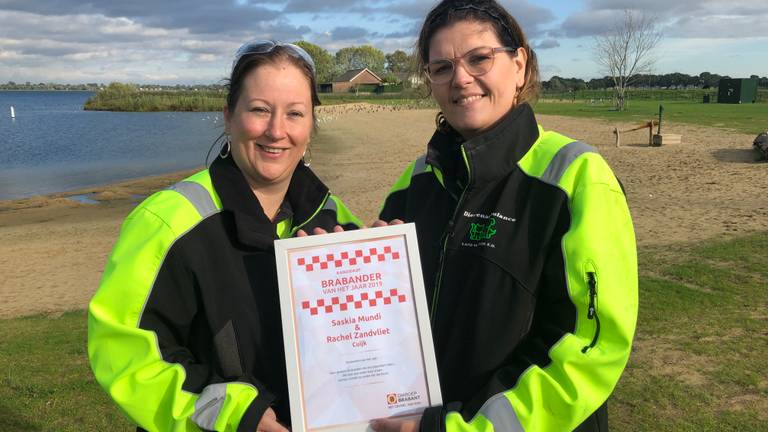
[220,135,231,159]
[303,146,312,167]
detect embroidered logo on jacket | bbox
[469,218,497,241]
[461,211,514,249]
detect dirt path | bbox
[0,105,764,318]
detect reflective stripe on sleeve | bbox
[477,393,524,432]
[169,181,220,218]
[539,141,596,187]
[191,383,228,430]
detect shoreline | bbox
[0,166,205,205]
[0,168,201,213]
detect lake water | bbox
[0,91,223,200]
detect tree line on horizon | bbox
[544,72,768,92]
[5,71,767,94]
[1,39,766,92]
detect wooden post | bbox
[648,123,653,146]
[658,105,664,134]
[614,120,662,147]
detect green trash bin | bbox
[718,78,758,104]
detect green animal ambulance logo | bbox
[469,218,497,241]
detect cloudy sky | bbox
[0,0,766,84]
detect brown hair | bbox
[226,46,321,123]
[416,0,540,105]
[206,45,321,165]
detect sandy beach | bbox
[1,104,765,318]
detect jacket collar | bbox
[210,156,329,249]
[425,102,540,186]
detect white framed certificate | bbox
[274,223,442,432]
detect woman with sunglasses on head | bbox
[88,41,361,432]
[374,1,637,431]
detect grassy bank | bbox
[83,87,434,112]
[83,82,224,112]
[1,232,766,430]
[534,99,768,135]
[84,90,224,112]
[82,82,433,112]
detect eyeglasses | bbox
[232,40,316,75]
[424,46,518,84]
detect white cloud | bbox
[144,73,181,81]
[194,54,219,63]
[98,17,170,37]
[560,0,768,39]
[0,10,187,43]
[61,51,112,61]
[534,39,561,49]
[0,50,23,60]
[669,15,768,39]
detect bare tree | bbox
[594,10,662,111]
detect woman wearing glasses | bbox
[88,41,360,432]
[374,1,637,431]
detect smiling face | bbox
[428,20,527,138]
[224,61,313,191]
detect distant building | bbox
[320,68,382,93]
[394,72,425,87]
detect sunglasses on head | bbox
[232,40,316,75]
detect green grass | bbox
[3,233,765,430]
[0,311,132,431]
[534,99,768,134]
[83,90,436,112]
[611,232,768,430]
[84,91,225,112]
[84,91,437,112]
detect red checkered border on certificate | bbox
[301,289,407,316]
[296,246,400,272]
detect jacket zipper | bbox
[291,192,331,235]
[431,146,471,324]
[581,271,601,353]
